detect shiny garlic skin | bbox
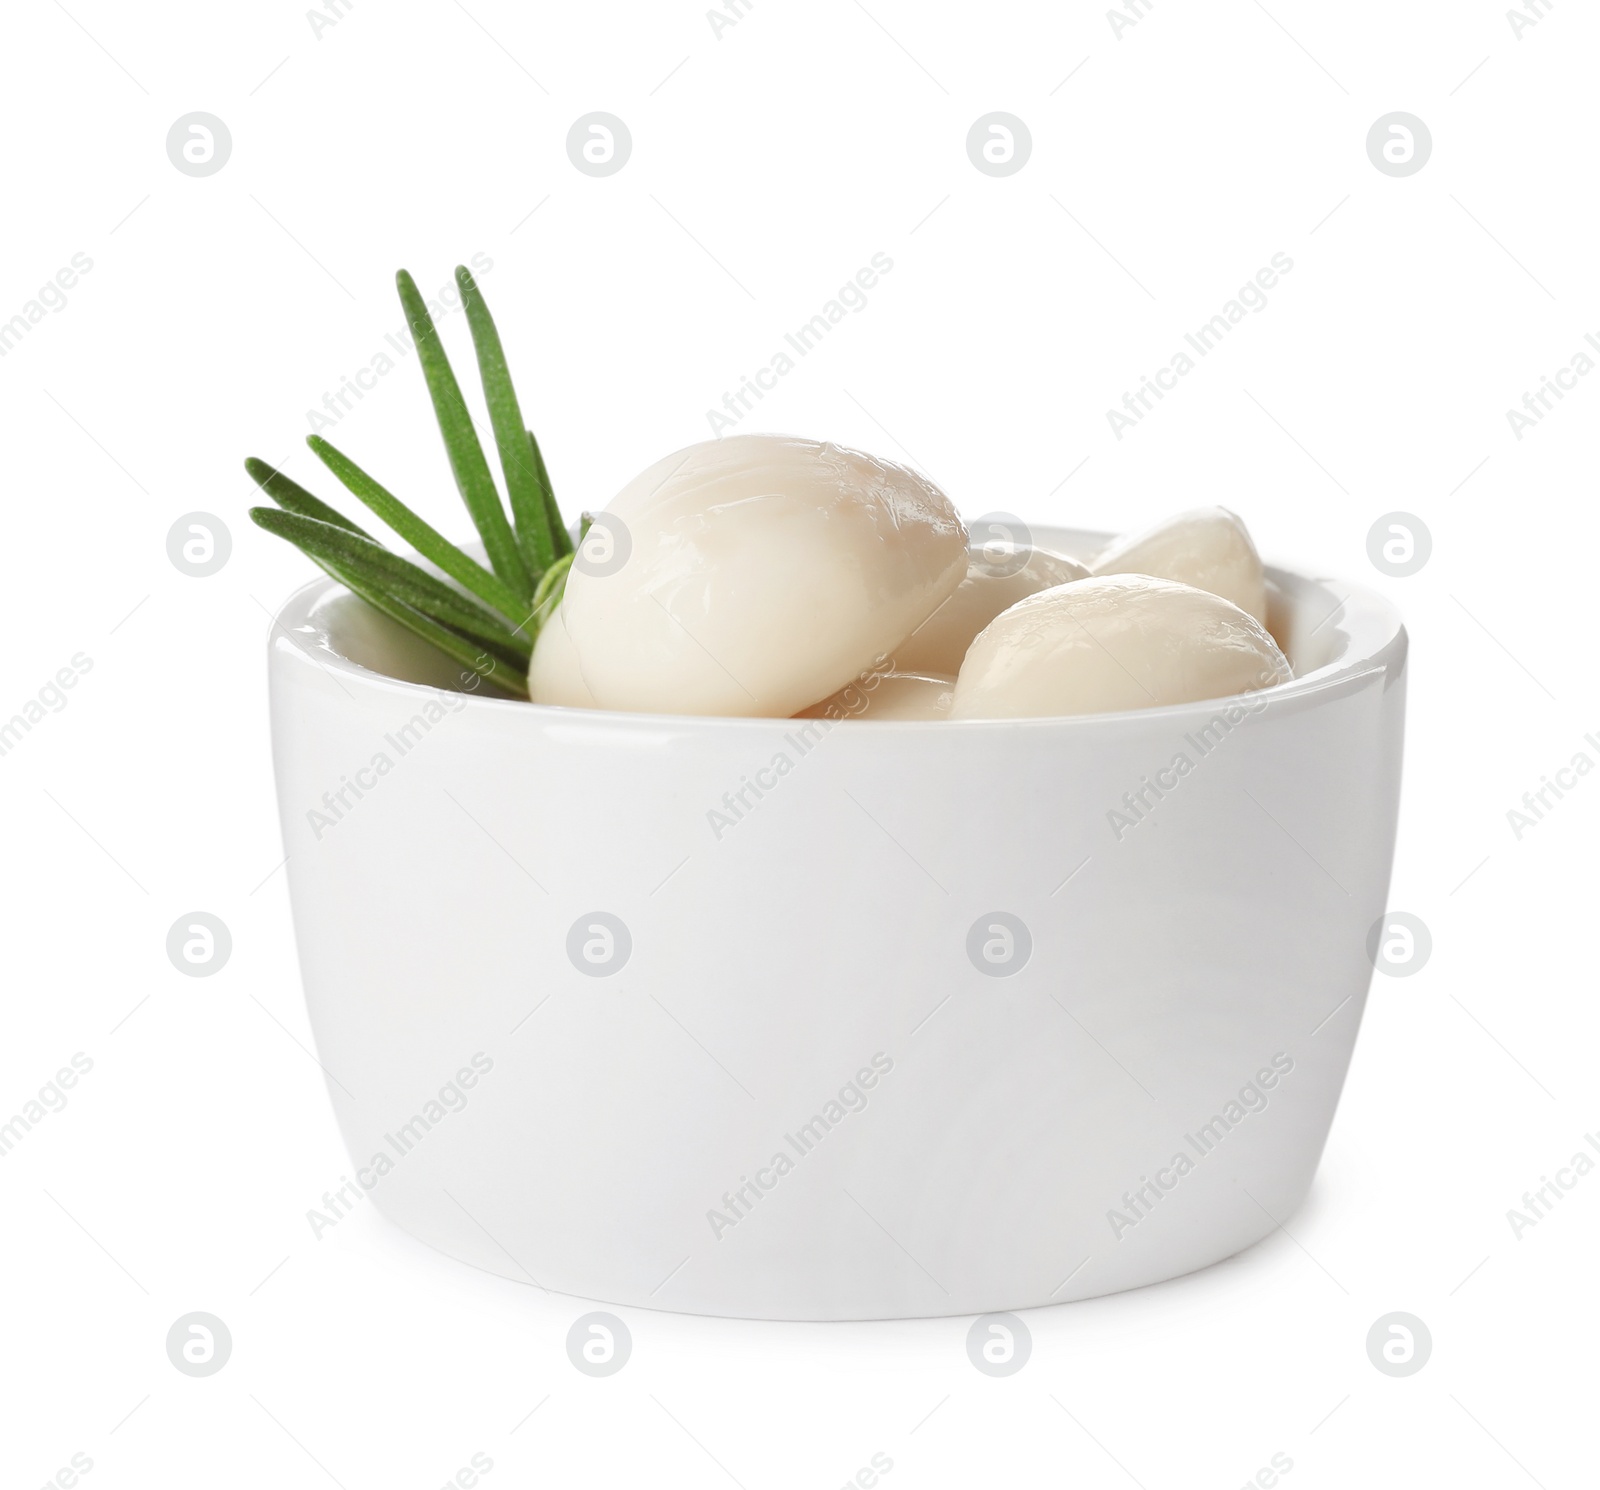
[892,546,1090,676]
[562,434,968,717]
[950,575,1292,720]
[796,671,955,722]
[1092,506,1269,625]
[527,603,596,708]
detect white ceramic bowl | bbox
[267,527,1406,1320]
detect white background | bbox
[3,0,1597,1485]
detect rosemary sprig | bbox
[395,269,531,604]
[245,264,575,699]
[306,542,528,695]
[531,430,572,560]
[245,457,372,538]
[531,552,574,627]
[306,434,527,625]
[457,266,555,578]
[249,507,531,664]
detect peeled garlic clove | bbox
[950,575,1292,720]
[1092,507,1268,624]
[796,671,955,722]
[527,604,597,708]
[893,546,1090,675]
[563,434,967,717]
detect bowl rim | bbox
[268,524,1406,733]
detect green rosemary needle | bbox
[246,265,573,699]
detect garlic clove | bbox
[562,434,968,717]
[892,546,1090,675]
[796,670,955,722]
[1091,506,1268,624]
[950,575,1292,720]
[527,603,597,708]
